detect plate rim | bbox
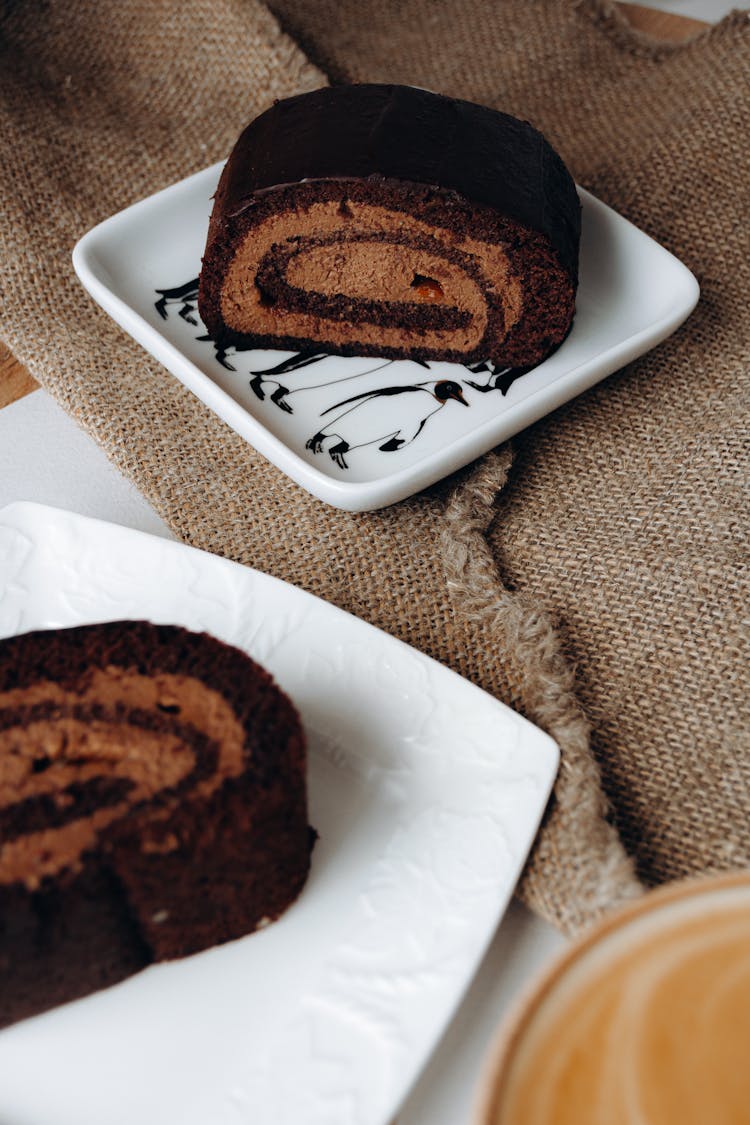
[72,167,699,512]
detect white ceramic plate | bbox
[73,164,698,512]
[0,502,557,1125]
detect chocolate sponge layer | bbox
[198,84,580,367]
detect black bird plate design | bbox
[155,279,532,473]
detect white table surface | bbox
[0,3,730,1120]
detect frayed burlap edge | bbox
[440,449,643,934]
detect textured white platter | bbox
[73,162,698,512]
[0,502,557,1125]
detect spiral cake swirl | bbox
[0,621,311,1028]
[198,85,580,367]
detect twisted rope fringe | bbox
[440,449,643,934]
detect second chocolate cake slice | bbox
[198,84,581,368]
[0,620,312,1028]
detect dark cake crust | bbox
[198,84,581,367]
[0,621,311,1028]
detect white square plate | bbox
[73,164,698,512]
[0,502,558,1125]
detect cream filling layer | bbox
[221,200,522,353]
[0,669,246,887]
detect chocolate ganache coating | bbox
[221,84,579,278]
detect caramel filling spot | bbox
[411,275,445,302]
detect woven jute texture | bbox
[2,0,748,934]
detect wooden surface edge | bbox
[618,3,710,43]
[0,344,38,409]
[0,4,709,412]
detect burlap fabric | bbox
[1,0,748,934]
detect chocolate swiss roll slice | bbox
[0,621,311,1028]
[198,84,581,367]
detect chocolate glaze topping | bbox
[221,84,580,279]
